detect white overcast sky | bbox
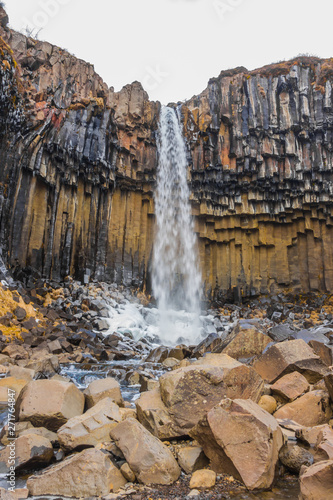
[5,0,333,104]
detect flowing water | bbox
[152,106,202,345]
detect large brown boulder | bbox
[57,397,122,451]
[0,377,28,403]
[221,320,271,359]
[253,339,328,383]
[299,460,333,500]
[159,354,264,435]
[270,371,310,403]
[110,418,180,485]
[190,399,284,490]
[27,448,126,497]
[273,390,332,427]
[17,380,85,431]
[83,377,123,408]
[0,434,53,472]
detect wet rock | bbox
[110,418,180,485]
[279,444,314,473]
[299,460,333,500]
[190,334,222,358]
[270,371,310,402]
[189,470,216,490]
[177,446,209,474]
[145,346,172,363]
[27,448,126,497]
[84,377,124,408]
[162,357,181,368]
[17,379,85,431]
[57,397,122,451]
[94,319,110,331]
[0,434,53,472]
[159,354,264,435]
[190,398,284,490]
[253,339,328,383]
[273,390,332,427]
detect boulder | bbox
[110,418,180,485]
[258,395,277,414]
[0,434,53,472]
[273,390,332,427]
[253,339,328,383]
[270,371,310,402]
[17,379,85,431]
[136,388,176,440]
[159,354,264,435]
[309,340,333,367]
[20,427,58,445]
[7,365,35,381]
[279,444,314,473]
[189,470,216,490]
[58,397,122,451]
[313,426,333,461]
[177,446,209,474]
[24,354,60,378]
[84,377,123,409]
[0,377,28,403]
[299,460,333,500]
[27,448,126,497]
[0,421,33,446]
[221,320,271,359]
[190,399,284,490]
[268,325,295,342]
[296,424,332,447]
[2,345,28,360]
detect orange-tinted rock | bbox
[190,399,284,490]
[253,340,327,384]
[299,460,333,500]
[221,320,271,359]
[273,390,332,427]
[270,371,310,402]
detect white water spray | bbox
[152,106,202,345]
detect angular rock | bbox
[177,446,209,474]
[27,448,126,497]
[221,320,271,359]
[270,371,310,402]
[296,424,332,447]
[313,426,333,461]
[20,427,58,445]
[7,365,35,381]
[159,354,264,434]
[0,377,28,403]
[190,398,284,490]
[2,345,28,360]
[189,470,216,490]
[253,340,328,383]
[136,388,176,440]
[268,325,295,342]
[57,397,122,451]
[120,462,136,482]
[17,379,85,431]
[299,460,333,500]
[110,418,180,485]
[84,377,123,409]
[273,390,332,427]
[0,434,53,472]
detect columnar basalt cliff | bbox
[1,6,333,299]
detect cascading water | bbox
[152,106,202,345]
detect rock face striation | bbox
[1,6,333,298]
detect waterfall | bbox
[152,106,202,345]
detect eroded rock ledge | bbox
[1,6,333,298]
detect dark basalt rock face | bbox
[0,6,333,299]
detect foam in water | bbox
[152,106,202,345]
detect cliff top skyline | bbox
[5,0,333,104]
